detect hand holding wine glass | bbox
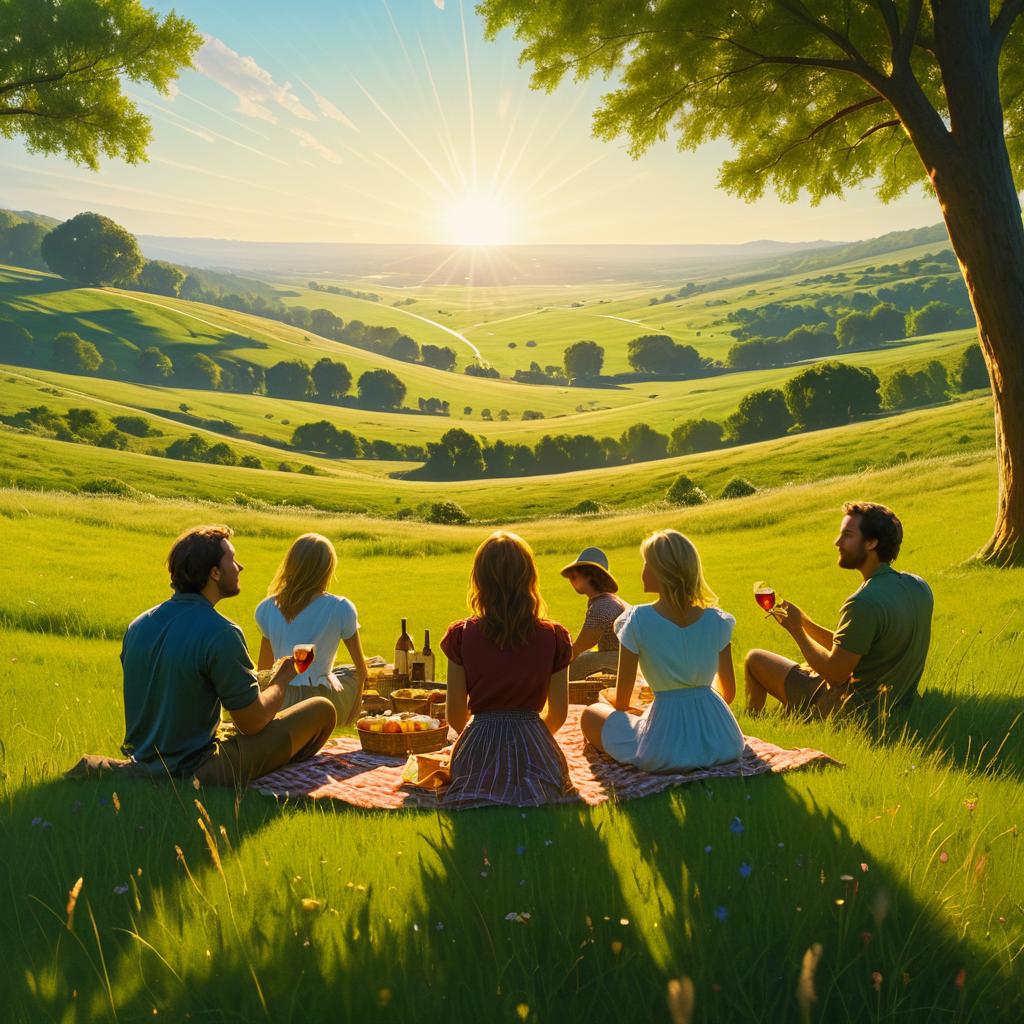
[753,581,778,618]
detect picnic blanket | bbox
[250,706,839,809]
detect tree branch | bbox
[856,119,901,142]
[808,95,885,137]
[992,0,1024,51]
[895,0,925,67]
[869,0,901,51]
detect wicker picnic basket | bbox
[369,671,405,700]
[569,671,616,706]
[391,684,447,715]
[357,725,450,756]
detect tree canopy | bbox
[41,212,144,285]
[0,0,202,169]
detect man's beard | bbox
[838,545,867,569]
[218,578,240,598]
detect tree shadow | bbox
[617,776,1022,1022]
[868,690,1024,780]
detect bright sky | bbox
[0,0,944,246]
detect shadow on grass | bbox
[871,690,1024,780]
[3,769,1020,1023]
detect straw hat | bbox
[560,547,618,593]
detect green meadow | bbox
[1,453,1022,1022]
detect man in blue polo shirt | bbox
[119,524,336,785]
[744,502,933,717]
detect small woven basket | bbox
[568,678,606,706]
[371,672,405,699]
[391,686,447,715]
[358,725,449,756]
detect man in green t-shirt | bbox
[112,525,336,785]
[744,502,933,717]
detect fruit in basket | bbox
[428,691,445,702]
[356,719,372,732]
[382,719,402,734]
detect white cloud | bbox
[434,0,444,9]
[290,127,344,165]
[194,35,317,125]
[300,80,359,132]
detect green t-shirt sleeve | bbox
[833,594,879,656]
[209,625,260,711]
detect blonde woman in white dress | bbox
[255,534,368,726]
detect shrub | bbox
[720,477,757,499]
[239,454,262,469]
[112,414,155,437]
[566,499,606,515]
[52,331,102,373]
[954,343,988,392]
[521,409,545,421]
[666,474,708,506]
[425,500,470,525]
[78,477,140,497]
[299,464,317,475]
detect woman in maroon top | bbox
[440,531,575,806]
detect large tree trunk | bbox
[905,3,1024,565]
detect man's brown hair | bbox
[843,502,903,562]
[168,524,233,593]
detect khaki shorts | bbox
[784,664,854,718]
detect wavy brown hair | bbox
[468,531,547,649]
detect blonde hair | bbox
[468,531,548,650]
[640,529,717,612]
[268,533,337,621]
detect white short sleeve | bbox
[254,596,275,637]
[613,606,640,654]
[717,609,736,651]
[334,596,359,641]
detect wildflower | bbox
[739,862,752,879]
[714,906,728,922]
[31,817,43,826]
[729,817,744,834]
[860,862,869,873]
[112,792,121,814]
[777,842,785,848]
[954,969,966,990]
[619,918,630,926]
[610,941,623,955]
[964,798,977,813]
[666,977,695,1024]
[300,898,322,912]
[435,922,444,931]
[835,899,845,907]
[515,845,526,856]
[871,971,883,993]
[114,884,129,895]
[516,1005,529,1022]
[939,851,949,864]
[704,845,713,854]
[544,839,553,847]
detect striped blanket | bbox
[250,706,839,809]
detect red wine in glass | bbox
[753,582,776,614]
[293,643,316,673]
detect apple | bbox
[383,720,402,734]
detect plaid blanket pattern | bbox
[251,705,839,809]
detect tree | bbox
[4,221,47,268]
[357,368,406,410]
[136,259,185,296]
[619,422,669,462]
[868,302,906,342]
[783,362,881,429]
[726,389,793,445]
[390,335,420,363]
[52,331,102,373]
[426,500,470,525]
[480,0,1024,563]
[41,213,144,286]
[669,418,724,456]
[311,357,352,402]
[0,324,34,365]
[627,334,703,376]
[165,433,210,462]
[440,428,486,478]
[906,300,965,336]
[291,421,360,458]
[266,360,313,400]
[563,339,605,381]
[138,346,173,382]
[421,344,458,371]
[178,352,222,390]
[0,0,201,169]
[956,344,990,392]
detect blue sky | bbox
[0,0,943,245]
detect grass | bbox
[1,454,1022,1022]
[0,391,997,519]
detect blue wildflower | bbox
[739,862,752,879]
[714,906,728,922]
[729,817,744,835]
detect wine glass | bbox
[753,581,776,617]
[293,643,316,673]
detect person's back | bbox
[122,593,257,776]
[835,564,933,709]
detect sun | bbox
[443,193,516,247]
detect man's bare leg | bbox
[744,649,797,714]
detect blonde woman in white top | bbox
[580,529,743,772]
[255,534,368,726]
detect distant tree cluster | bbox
[307,280,380,302]
[0,211,49,270]
[289,420,426,462]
